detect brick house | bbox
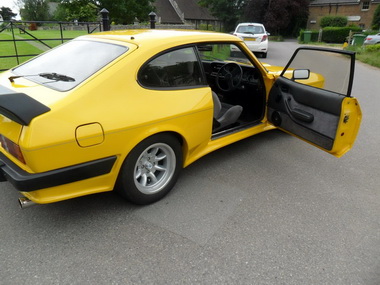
[308,0,380,29]
[153,0,221,30]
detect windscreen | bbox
[12,40,128,91]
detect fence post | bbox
[59,22,64,44]
[149,12,156,29]
[100,8,110,31]
[318,28,323,42]
[348,30,353,45]
[10,22,20,65]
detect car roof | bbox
[79,29,241,47]
[236,23,265,27]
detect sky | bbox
[1,0,21,18]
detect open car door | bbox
[267,47,361,157]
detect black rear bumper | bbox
[0,153,117,192]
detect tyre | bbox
[116,134,182,205]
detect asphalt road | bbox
[1,40,379,285]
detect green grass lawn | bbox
[0,33,42,70]
[357,52,380,68]
[345,44,380,68]
[14,29,89,48]
[0,29,89,71]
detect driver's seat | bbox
[212,92,243,132]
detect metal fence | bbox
[0,20,103,72]
[0,11,217,72]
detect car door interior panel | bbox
[268,77,345,150]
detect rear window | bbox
[237,25,264,34]
[12,40,128,91]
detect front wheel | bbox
[116,134,182,205]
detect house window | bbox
[361,1,370,10]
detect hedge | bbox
[322,26,362,43]
[320,16,348,28]
[299,26,362,43]
[365,44,380,52]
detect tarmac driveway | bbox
[0,40,379,285]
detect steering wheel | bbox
[216,62,243,92]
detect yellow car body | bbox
[0,30,361,206]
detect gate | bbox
[0,20,103,72]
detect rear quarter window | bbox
[138,47,203,89]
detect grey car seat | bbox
[212,92,243,132]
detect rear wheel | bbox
[116,134,182,205]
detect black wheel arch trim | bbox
[0,153,117,192]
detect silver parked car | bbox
[364,33,380,45]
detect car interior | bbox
[197,43,266,136]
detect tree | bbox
[242,0,267,24]
[20,0,50,21]
[98,0,155,24]
[53,1,98,22]
[242,0,309,36]
[0,7,17,20]
[199,0,247,32]
[54,0,155,24]
[372,4,380,30]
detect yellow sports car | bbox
[0,30,361,208]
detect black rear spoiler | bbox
[0,86,50,126]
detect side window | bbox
[281,48,355,96]
[138,47,203,88]
[197,43,253,65]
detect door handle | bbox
[284,98,314,123]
